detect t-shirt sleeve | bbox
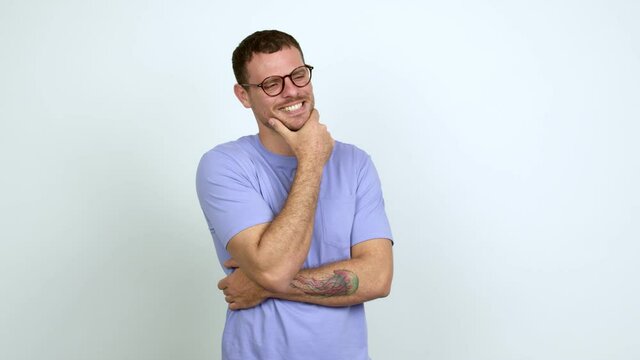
[351,154,393,246]
[196,149,274,249]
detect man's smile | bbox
[280,101,304,112]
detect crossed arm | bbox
[219,236,393,310]
[216,110,393,309]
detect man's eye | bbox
[262,81,280,90]
[292,71,306,80]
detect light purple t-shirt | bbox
[196,135,392,360]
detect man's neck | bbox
[258,129,294,157]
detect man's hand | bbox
[269,109,334,166]
[217,259,271,310]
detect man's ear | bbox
[234,84,252,109]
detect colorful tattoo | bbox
[291,269,359,297]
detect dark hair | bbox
[232,30,305,84]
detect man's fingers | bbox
[217,279,226,290]
[308,108,320,123]
[223,258,239,268]
[268,117,291,137]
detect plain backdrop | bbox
[1,0,639,359]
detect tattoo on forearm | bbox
[291,269,359,297]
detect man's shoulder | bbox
[200,135,257,163]
[206,135,255,155]
[196,135,262,179]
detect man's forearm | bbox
[219,239,393,310]
[270,239,393,307]
[227,159,325,293]
[272,264,386,307]
[256,161,323,281]
[225,109,334,293]
[292,269,359,297]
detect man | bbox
[196,30,393,360]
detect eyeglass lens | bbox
[261,66,311,96]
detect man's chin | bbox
[285,123,304,132]
[281,114,309,132]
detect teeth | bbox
[282,103,302,112]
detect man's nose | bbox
[279,76,298,97]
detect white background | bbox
[1,0,639,359]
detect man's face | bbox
[235,47,314,132]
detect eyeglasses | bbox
[240,65,314,97]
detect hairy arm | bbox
[227,161,321,293]
[219,238,393,309]
[225,109,334,293]
[290,269,360,297]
